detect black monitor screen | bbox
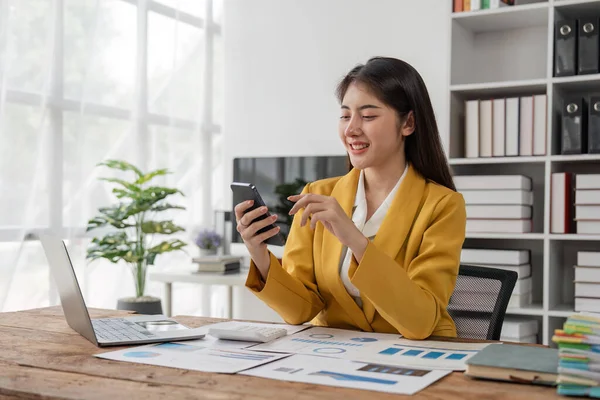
[232,155,348,244]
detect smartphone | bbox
[230,182,286,246]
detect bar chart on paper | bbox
[362,341,488,371]
[241,354,452,395]
[249,327,489,370]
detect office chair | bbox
[447,264,518,341]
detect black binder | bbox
[561,97,587,154]
[589,96,600,154]
[555,19,578,77]
[578,18,600,75]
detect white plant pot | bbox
[198,247,218,257]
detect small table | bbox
[149,270,248,318]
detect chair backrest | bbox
[447,264,517,341]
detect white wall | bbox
[222,0,451,321]
[223,0,452,206]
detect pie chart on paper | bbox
[123,351,161,358]
[350,337,378,343]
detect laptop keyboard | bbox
[92,318,157,342]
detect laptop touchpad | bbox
[136,320,188,332]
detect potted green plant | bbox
[86,160,187,315]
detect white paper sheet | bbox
[241,354,451,395]
[250,326,402,353]
[95,342,290,374]
[250,326,489,370]
[203,320,312,336]
[169,320,310,350]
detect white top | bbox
[339,164,409,306]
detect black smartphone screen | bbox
[230,182,285,246]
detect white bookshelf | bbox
[450,79,548,96]
[449,156,547,165]
[451,2,549,32]
[449,0,600,346]
[465,233,546,240]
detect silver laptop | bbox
[39,234,205,347]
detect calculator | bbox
[208,324,287,343]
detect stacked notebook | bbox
[501,316,539,344]
[575,174,600,235]
[552,173,600,234]
[575,252,600,314]
[460,248,532,308]
[192,255,242,273]
[457,175,534,233]
[552,314,600,398]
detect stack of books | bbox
[454,0,538,14]
[465,343,559,386]
[456,175,534,233]
[192,255,242,274]
[552,314,600,398]
[460,248,532,308]
[575,252,600,314]
[501,316,539,344]
[575,174,600,235]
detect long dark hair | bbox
[336,57,456,192]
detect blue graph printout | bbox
[250,326,490,371]
[240,354,452,395]
[95,343,289,374]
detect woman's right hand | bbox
[234,200,280,280]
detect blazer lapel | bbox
[321,168,373,332]
[360,164,426,324]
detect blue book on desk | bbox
[465,344,558,386]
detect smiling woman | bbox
[233,57,467,340]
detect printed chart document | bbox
[251,327,490,370]
[250,326,402,353]
[95,342,289,374]
[355,338,491,371]
[241,354,451,395]
[176,320,311,350]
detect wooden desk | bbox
[0,307,560,399]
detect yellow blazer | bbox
[245,164,466,339]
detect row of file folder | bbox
[561,96,600,154]
[555,18,600,77]
[465,95,546,158]
[453,0,512,12]
[453,0,547,12]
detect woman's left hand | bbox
[288,193,369,259]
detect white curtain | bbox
[0,0,226,316]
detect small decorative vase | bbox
[198,247,218,257]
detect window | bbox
[0,0,223,312]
